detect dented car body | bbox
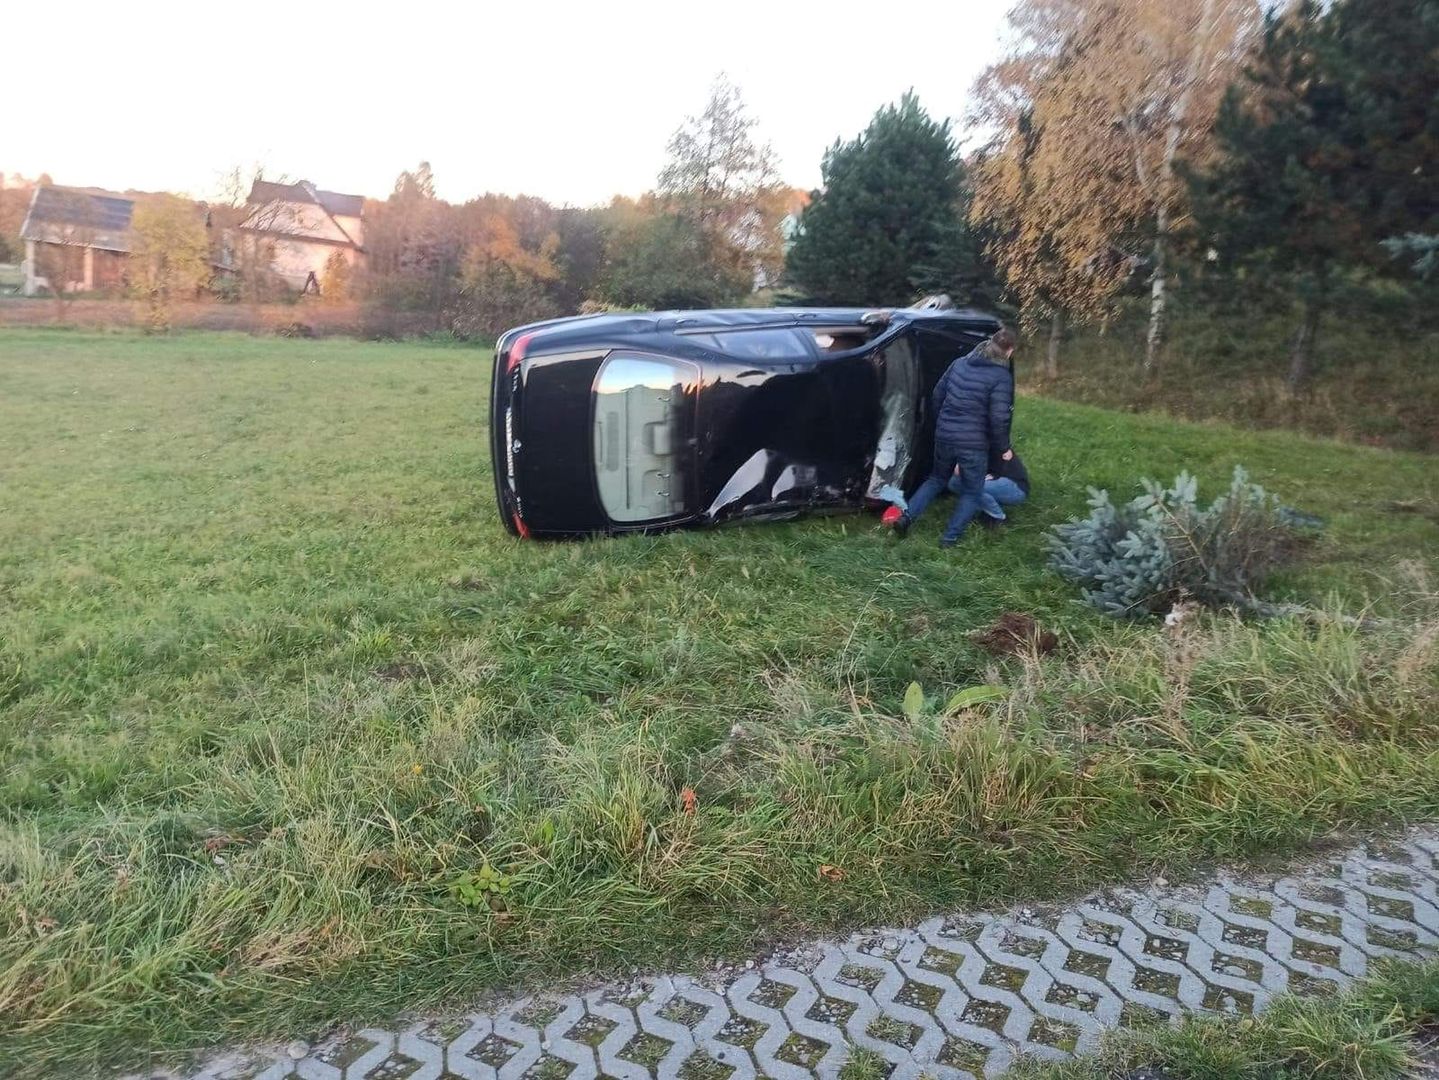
[490,306,1003,538]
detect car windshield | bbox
[592,355,694,523]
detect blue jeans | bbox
[905,442,989,543]
[949,474,1027,521]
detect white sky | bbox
[7,0,1013,207]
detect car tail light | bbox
[512,511,530,538]
[506,331,536,373]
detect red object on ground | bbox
[881,505,903,526]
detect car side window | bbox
[592,355,695,523]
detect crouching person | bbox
[950,450,1029,525]
[892,327,1017,548]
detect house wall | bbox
[333,214,364,247]
[247,200,351,245]
[268,237,363,290]
[23,240,97,295]
[244,198,364,291]
[94,249,127,290]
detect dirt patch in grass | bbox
[971,612,1059,657]
[373,661,427,682]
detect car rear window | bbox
[592,355,695,523]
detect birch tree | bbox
[972,0,1259,370]
[658,74,787,288]
[970,75,1134,376]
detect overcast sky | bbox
[8,0,1013,206]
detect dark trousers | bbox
[905,441,989,542]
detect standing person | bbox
[892,327,1017,547]
[949,450,1029,523]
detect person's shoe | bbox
[892,513,912,538]
[939,536,958,549]
[978,513,1003,530]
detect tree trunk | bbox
[1045,309,1063,379]
[1287,296,1320,390]
[1145,206,1169,373]
[1143,0,1221,375]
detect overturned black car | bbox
[490,305,1003,539]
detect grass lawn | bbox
[1030,302,1439,453]
[1,328,1437,1076]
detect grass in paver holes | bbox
[0,330,1437,1078]
[1010,957,1439,1080]
[867,1016,921,1049]
[521,1055,573,1080]
[777,1033,831,1068]
[676,1051,732,1080]
[838,1047,890,1080]
[620,1033,674,1070]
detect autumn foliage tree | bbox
[658,74,787,294]
[971,0,1260,370]
[320,249,352,303]
[969,104,1129,376]
[449,195,561,338]
[593,196,747,310]
[0,175,37,264]
[128,195,211,332]
[363,162,462,323]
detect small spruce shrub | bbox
[1047,467,1313,618]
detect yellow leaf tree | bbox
[971,0,1260,371]
[449,198,561,338]
[320,250,352,303]
[129,195,211,332]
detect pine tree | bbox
[786,93,985,306]
[1189,0,1439,386]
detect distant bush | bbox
[1047,467,1314,618]
[447,257,558,340]
[209,273,242,303]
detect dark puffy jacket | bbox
[995,451,1030,495]
[930,345,1014,473]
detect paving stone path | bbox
[178,829,1439,1080]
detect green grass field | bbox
[2,329,1437,1076]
